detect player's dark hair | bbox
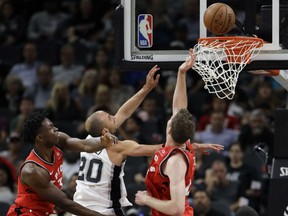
[171,109,195,144]
[22,110,48,145]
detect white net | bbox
[192,37,263,99]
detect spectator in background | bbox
[0,117,9,151]
[226,88,250,120]
[0,163,16,205]
[87,84,117,116]
[226,143,262,212]
[205,160,240,214]
[66,0,103,45]
[52,44,84,89]
[71,68,98,119]
[239,109,273,155]
[103,32,116,65]
[24,63,53,110]
[0,132,29,173]
[137,96,164,144]
[46,82,82,121]
[2,74,24,113]
[249,81,281,111]
[9,42,39,89]
[10,96,35,134]
[193,190,227,216]
[87,48,110,84]
[197,96,239,131]
[194,111,239,155]
[177,0,200,46]
[0,1,26,46]
[27,0,69,41]
[118,114,148,143]
[192,152,211,193]
[108,67,135,111]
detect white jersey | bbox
[73,135,132,216]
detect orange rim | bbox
[198,36,264,47]
[198,36,264,63]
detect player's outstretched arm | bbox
[192,143,224,154]
[135,153,187,215]
[113,140,162,157]
[172,49,195,115]
[21,163,103,216]
[58,131,117,153]
[114,65,160,128]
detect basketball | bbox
[204,3,236,35]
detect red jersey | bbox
[7,146,63,216]
[145,142,196,216]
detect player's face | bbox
[101,112,116,133]
[39,118,59,147]
[108,114,116,133]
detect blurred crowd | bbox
[0,0,287,216]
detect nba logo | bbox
[138,14,153,48]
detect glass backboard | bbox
[115,0,288,71]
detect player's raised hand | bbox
[135,190,150,206]
[179,48,196,73]
[144,65,160,90]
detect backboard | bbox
[115,0,288,71]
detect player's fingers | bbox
[189,49,195,59]
[214,144,224,149]
[154,74,160,82]
[148,65,159,77]
[105,133,117,145]
[109,134,118,145]
[148,65,158,74]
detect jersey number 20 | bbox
[78,157,103,183]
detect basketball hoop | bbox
[192,36,264,99]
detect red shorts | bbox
[7,204,51,216]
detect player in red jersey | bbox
[135,49,223,216]
[7,110,116,216]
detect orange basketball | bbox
[204,3,236,35]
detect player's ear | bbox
[167,125,172,135]
[35,134,43,143]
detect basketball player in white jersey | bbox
[73,65,161,216]
[73,65,224,215]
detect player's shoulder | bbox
[21,162,49,183]
[22,162,47,175]
[168,148,190,165]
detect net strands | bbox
[192,37,263,100]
